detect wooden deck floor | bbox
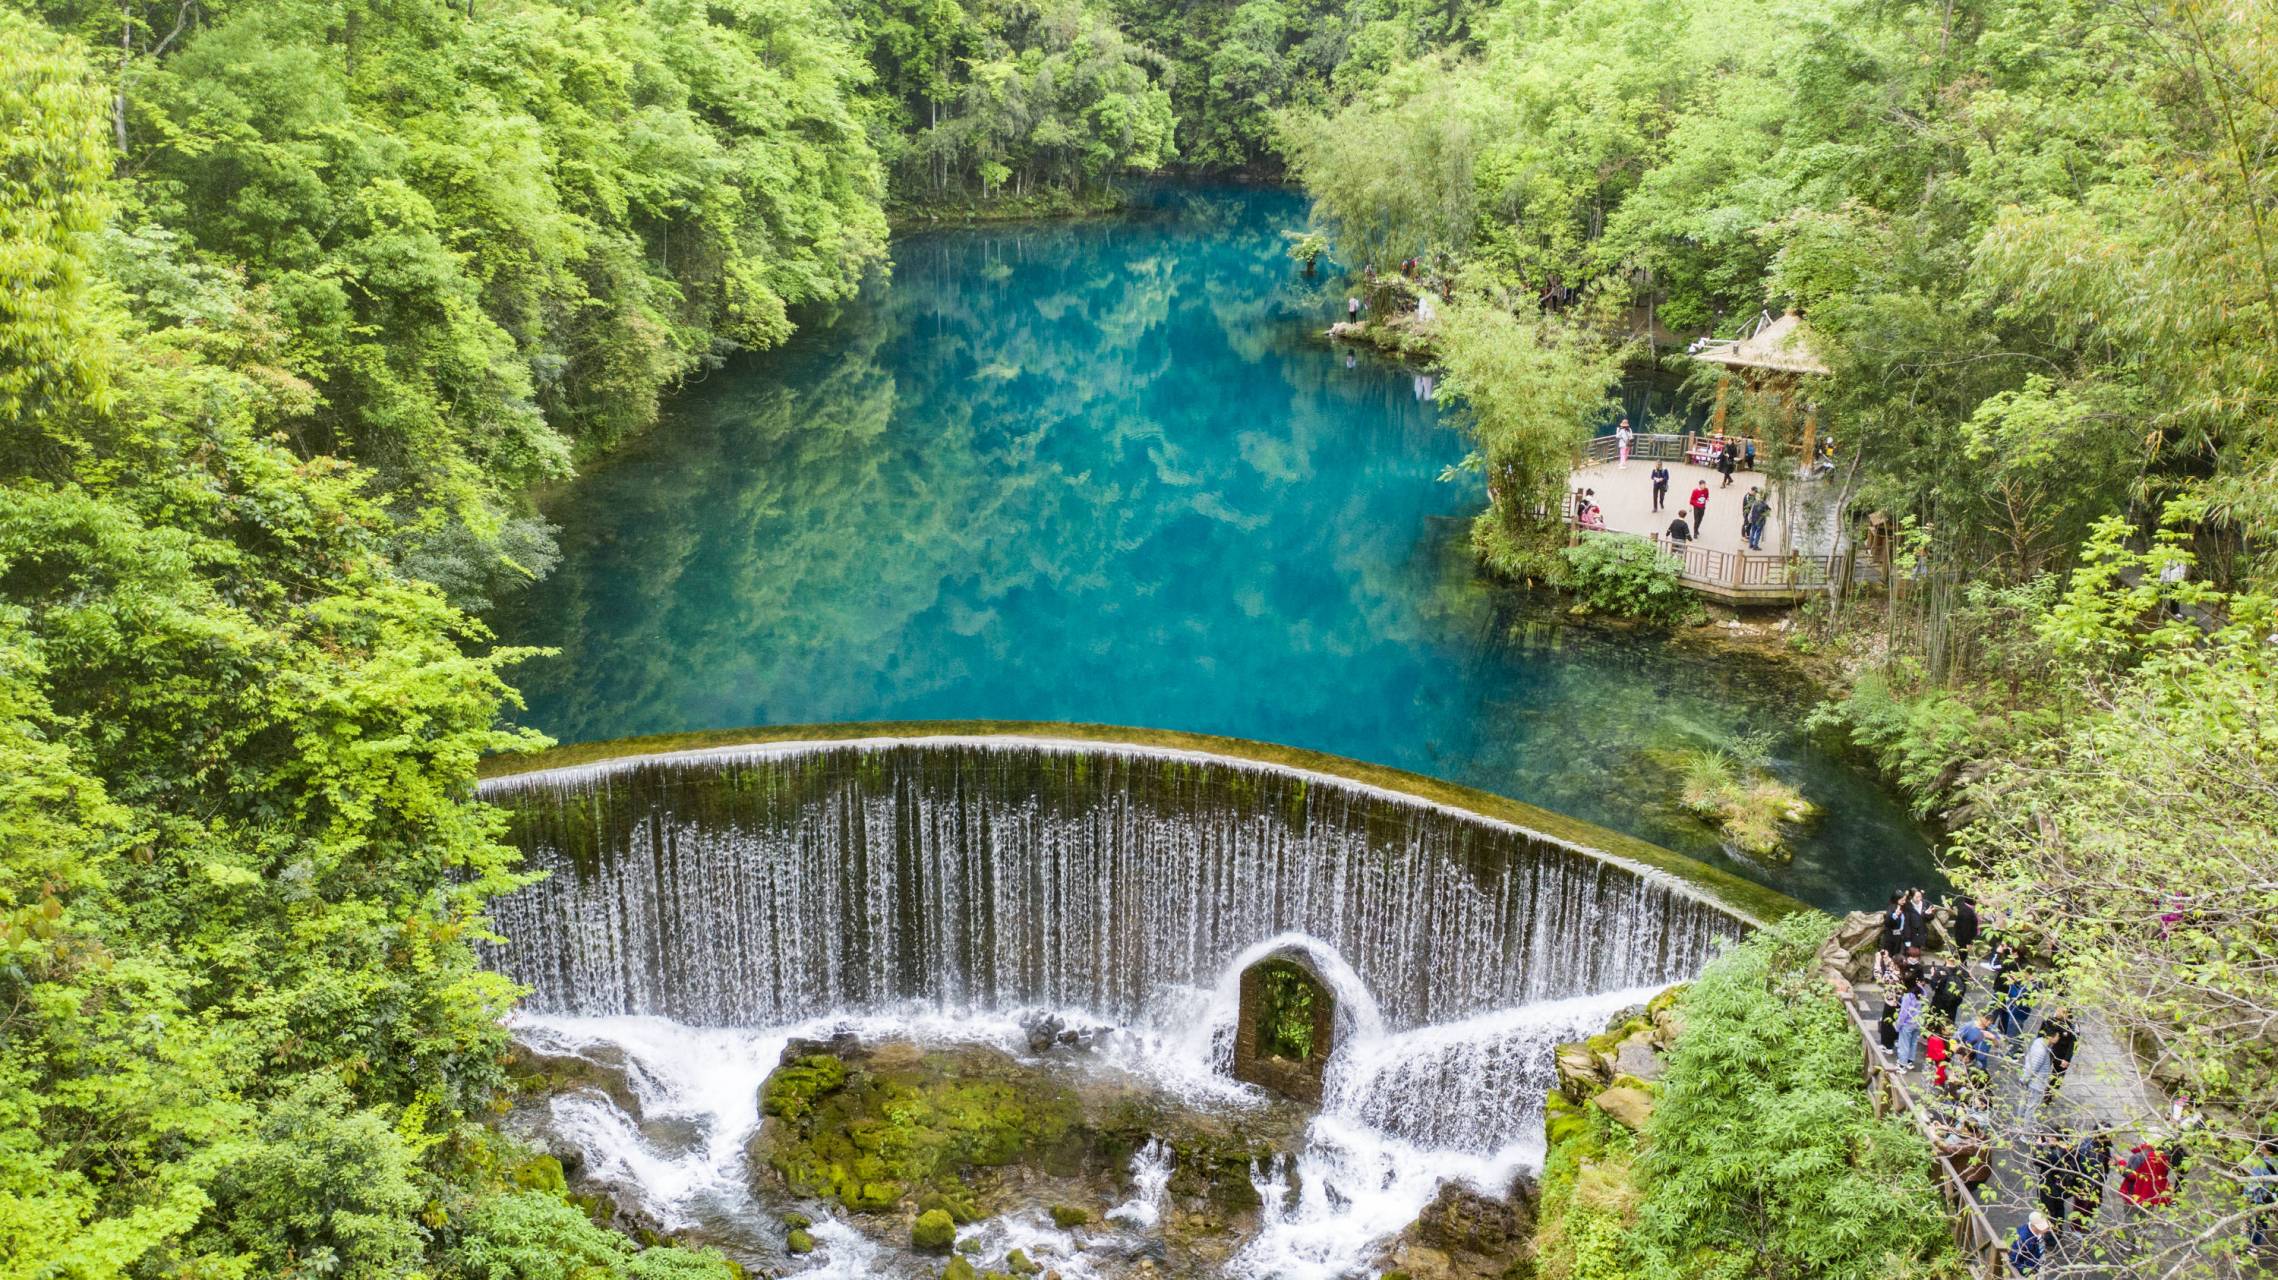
[1568,458,1788,556]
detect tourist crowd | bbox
[1858,889,2272,1273]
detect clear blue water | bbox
[493,183,1936,910]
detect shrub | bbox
[1560,536,1699,624]
[447,1191,738,1280]
[1473,510,1570,582]
[1673,748,1815,859]
[1630,916,1956,1279]
[1804,670,1985,813]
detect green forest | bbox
[3,0,2273,1273]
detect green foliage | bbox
[1533,1101,1641,1280]
[1629,916,1957,1280]
[1559,536,1697,625]
[1803,672,1986,816]
[1433,297,1625,568]
[27,0,890,604]
[0,22,666,1278]
[447,1191,739,1280]
[1255,961,1319,1060]
[1277,59,1512,271]
[1283,228,1330,268]
[845,0,1176,206]
[0,13,115,443]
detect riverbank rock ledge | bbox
[1373,1177,1540,1280]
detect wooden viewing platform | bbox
[1564,432,1851,604]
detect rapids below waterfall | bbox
[482,736,1751,1277]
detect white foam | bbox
[509,941,1658,1277]
[1107,1139,1175,1229]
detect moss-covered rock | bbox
[911,1208,957,1252]
[761,1054,850,1123]
[1592,1086,1654,1132]
[752,1036,1305,1227]
[785,1228,815,1255]
[943,1257,979,1280]
[753,1039,1081,1216]
[1004,1247,1041,1275]
[1373,1176,1538,1280]
[780,1210,813,1232]
[508,1154,568,1195]
[1047,1203,1090,1229]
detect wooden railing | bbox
[1560,515,1846,599]
[1583,431,1762,466]
[1839,997,2010,1278]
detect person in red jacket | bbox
[2119,1141,2173,1209]
[1688,480,1710,537]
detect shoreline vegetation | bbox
[5,0,2272,1271]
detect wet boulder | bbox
[1375,1175,1539,1280]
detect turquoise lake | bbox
[493,183,1937,910]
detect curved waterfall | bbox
[479,736,1746,1029]
[477,732,1772,1278]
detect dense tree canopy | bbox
[23,0,891,605]
[0,11,759,1277]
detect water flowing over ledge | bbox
[476,724,1802,1028]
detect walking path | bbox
[1852,973,2181,1274]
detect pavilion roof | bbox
[1690,312,1829,376]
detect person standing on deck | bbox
[1663,515,1692,553]
[1650,461,1670,512]
[1689,481,1709,537]
[1743,438,1756,472]
[1740,487,1767,551]
[1616,418,1634,469]
[1951,894,1980,963]
[1895,978,1927,1070]
[2020,1028,2058,1133]
[1718,441,1738,488]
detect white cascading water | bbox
[479,739,1741,1029]
[1106,1140,1175,1228]
[481,740,1736,1276]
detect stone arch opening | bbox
[1232,952,1338,1104]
